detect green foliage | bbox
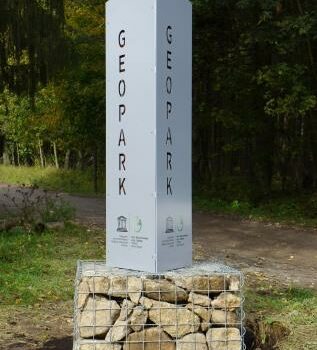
[1,0,317,205]
[0,0,105,180]
[192,0,317,195]
[0,0,66,97]
[58,0,105,153]
[257,64,316,118]
[41,196,75,223]
[0,88,61,164]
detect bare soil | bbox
[1,185,316,349]
[64,192,317,289]
[0,302,73,350]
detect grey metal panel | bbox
[106,0,157,272]
[155,0,192,271]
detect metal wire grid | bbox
[73,261,246,350]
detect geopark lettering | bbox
[166,25,173,196]
[117,26,174,197]
[118,29,127,196]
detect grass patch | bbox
[193,194,317,227]
[245,285,317,349]
[0,224,104,305]
[246,287,317,323]
[0,165,105,195]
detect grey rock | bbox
[211,309,238,326]
[118,299,135,321]
[105,319,131,342]
[211,293,241,310]
[80,343,122,350]
[188,292,211,307]
[186,304,211,332]
[108,276,129,298]
[148,300,200,338]
[77,279,90,309]
[206,328,241,350]
[127,277,143,304]
[130,306,148,332]
[143,279,188,303]
[79,276,110,295]
[176,333,208,350]
[79,296,120,338]
[123,327,175,350]
[228,276,240,291]
[168,275,227,294]
[138,296,154,310]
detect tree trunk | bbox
[53,141,59,169]
[0,134,4,164]
[93,148,98,194]
[38,139,45,168]
[3,151,10,165]
[16,143,20,167]
[64,149,71,170]
[2,139,10,165]
[77,150,83,170]
[11,144,16,166]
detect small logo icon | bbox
[117,216,128,232]
[177,217,184,232]
[165,217,174,233]
[134,217,142,233]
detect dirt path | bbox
[62,192,317,288]
[65,193,317,288]
[193,213,317,288]
[1,184,316,288]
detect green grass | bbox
[246,287,317,323]
[0,224,104,305]
[0,165,105,195]
[193,194,317,227]
[245,284,317,349]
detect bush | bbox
[1,185,75,232]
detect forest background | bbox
[1,0,317,224]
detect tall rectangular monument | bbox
[106,0,192,272]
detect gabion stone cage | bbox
[73,261,245,350]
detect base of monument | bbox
[73,261,245,350]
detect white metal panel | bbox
[106,0,157,272]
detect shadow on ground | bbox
[3,337,72,350]
[37,337,72,350]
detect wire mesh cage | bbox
[73,261,246,350]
